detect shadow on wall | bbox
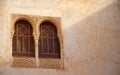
[0,1,119,75]
[64,1,120,75]
[117,0,120,14]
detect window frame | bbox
[11,14,64,69]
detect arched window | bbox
[12,20,35,57]
[39,22,60,58]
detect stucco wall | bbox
[0,0,120,75]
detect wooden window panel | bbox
[12,20,35,57]
[39,22,60,58]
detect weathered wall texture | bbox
[0,0,120,75]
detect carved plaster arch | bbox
[38,17,63,43]
[38,17,64,59]
[11,14,36,39]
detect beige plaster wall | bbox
[0,0,120,75]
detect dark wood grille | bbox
[39,22,60,58]
[12,20,35,57]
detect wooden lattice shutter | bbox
[12,20,35,57]
[39,22,60,58]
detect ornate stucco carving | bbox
[10,14,64,69]
[12,57,36,68]
[11,14,36,39]
[39,59,61,69]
